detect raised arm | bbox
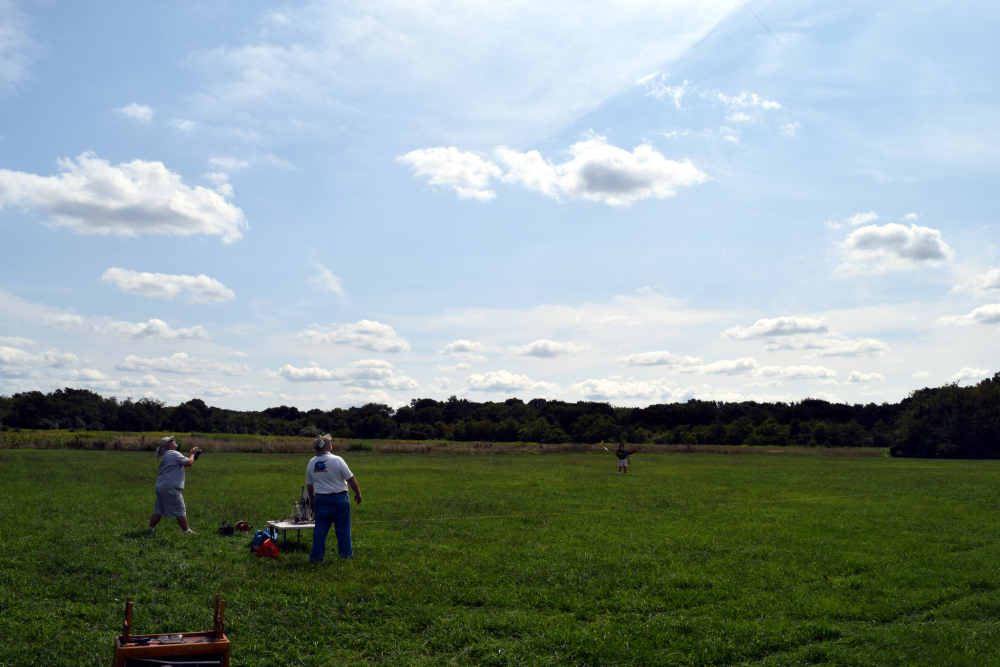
[183,447,201,467]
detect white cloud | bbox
[555,135,707,206]
[101,268,236,303]
[407,135,707,206]
[780,122,800,136]
[952,268,1000,294]
[41,313,82,329]
[572,377,676,400]
[938,303,1000,326]
[912,371,930,378]
[440,340,484,356]
[181,379,241,397]
[230,351,249,358]
[508,339,583,358]
[438,362,472,372]
[0,346,77,370]
[617,350,703,367]
[0,336,34,347]
[765,335,890,357]
[0,153,247,242]
[278,359,418,390]
[398,147,502,201]
[115,352,251,376]
[466,370,556,394]
[309,264,346,299]
[65,368,110,381]
[169,118,196,131]
[726,112,754,123]
[755,365,837,380]
[0,0,32,93]
[717,91,781,110]
[296,320,410,353]
[494,147,560,199]
[723,316,828,339]
[946,367,990,383]
[901,213,919,221]
[839,223,953,273]
[0,345,31,365]
[121,374,162,388]
[96,318,210,340]
[116,103,153,122]
[699,357,759,374]
[847,371,884,383]
[208,157,249,170]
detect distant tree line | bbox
[0,374,997,457]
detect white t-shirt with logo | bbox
[305,452,353,494]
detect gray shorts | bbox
[154,488,187,518]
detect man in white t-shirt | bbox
[307,434,362,561]
[148,435,201,534]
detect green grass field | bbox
[2,449,1000,666]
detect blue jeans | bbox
[311,492,352,561]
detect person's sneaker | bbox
[147,526,155,533]
[183,529,196,534]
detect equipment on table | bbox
[292,487,313,523]
[113,594,230,667]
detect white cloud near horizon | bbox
[0,153,247,242]
[937,303,1000,326]
[95,318,210,340]
[296,320,410,353]
[277,359,418,390]
[0,345,77,370]
[102,268,235,303]
[617,351,703,367]
[466,370,556,394]
[572,376,678,401]
[947,367,991,383]
[115,352,251,376]
[310,264,347,300]
[839,223,953,273]
[403,135,707,206]
[723,316,828,339]
[765,335,890,357]
[756,365,837,380]
[847,371,884,383]
[508,339,584,358]
[116,103,153,122]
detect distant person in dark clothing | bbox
[604,442,638,474]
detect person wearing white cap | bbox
[147,435,201,534]
[307,434,362,561]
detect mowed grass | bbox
[2,451,1000,666]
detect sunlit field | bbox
[3,449,1000,666]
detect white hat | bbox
[313,434,332,450]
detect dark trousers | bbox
[311,492,352,560]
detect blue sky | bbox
[0,0,996,409]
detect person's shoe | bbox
[183,529,196,534]
[147,526,155,533]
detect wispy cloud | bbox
[723,316,828,339]
[116,103,153,122]
[508,340,584,358]
[310,264,347,300]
